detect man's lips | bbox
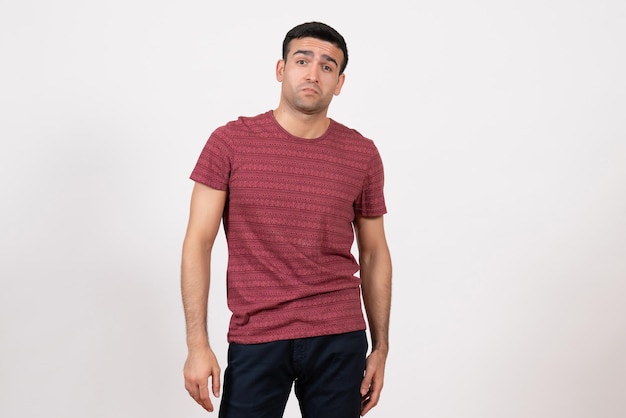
[300,85,320,95]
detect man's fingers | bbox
[361,388,379,416]
[198,384,214,412]
[212,373,221,397]
[360,369,372,396]
[361,383,381,414]
[361,369,383,415]
[185,377,216,412]
[183,347,221,412]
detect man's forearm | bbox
[360,249,392,352]
[181,241,212,349]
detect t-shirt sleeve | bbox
[190,129,232,191]
[354,145,387,217]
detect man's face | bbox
[276,37,345,115]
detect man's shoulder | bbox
[216,111,273,135]
[329,119,378,151]
[205,111,274,151]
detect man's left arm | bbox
[354,214,392,416]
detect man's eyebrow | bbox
[292,49,339,67]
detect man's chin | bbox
[294,100,328,115]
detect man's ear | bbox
[334,73,346,96]
[276,59,285,82]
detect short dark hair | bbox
[282,22,349,75]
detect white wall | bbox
[1,1,625,417]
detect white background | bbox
[1,1,625,417]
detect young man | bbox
[181,22,392,418]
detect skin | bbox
[273,37,345,138]
[355,214,392,416]
[181,36,392,416]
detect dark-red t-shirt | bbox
[191,111,387,343]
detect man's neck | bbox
[272,107,330,139]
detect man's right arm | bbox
[181,182,227,413]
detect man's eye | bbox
[296,59,307,65]
[322,65,333,72]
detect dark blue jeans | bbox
[218,330,368,418]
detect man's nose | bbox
[306,65,319,83]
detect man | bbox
[181,21,392,418]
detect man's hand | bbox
[360,349,387,416]
[184,346,221,412]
